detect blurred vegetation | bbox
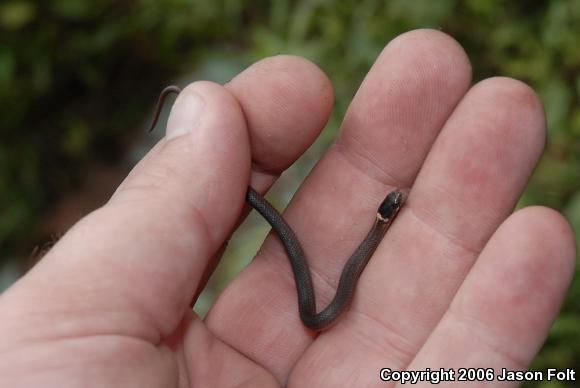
[0,0,578,385]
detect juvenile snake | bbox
[148,86,405,331]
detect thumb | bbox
[0,82,250,342]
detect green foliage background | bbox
[0,0,578,385]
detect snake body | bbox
[149,86,405,331]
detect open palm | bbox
[0,30,575,387]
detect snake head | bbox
[378,189,405,220]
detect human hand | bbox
[0,29,575,387]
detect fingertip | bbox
[462,205,577,322]
[469,77,547,155]
[337,28,474,186]
[226,55,334,173]
[508,206,577,281]
[114,80,251,244]
[169,80,248,140]
[379,28,472,95]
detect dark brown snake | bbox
[149,86,405,331]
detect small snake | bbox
[148,86,405,331]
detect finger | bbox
[0,81,251,344]
[397,207,575,387]
[225,55,334,181]
[292,77,547,385]
[207,29,472,381]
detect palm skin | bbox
[0,30,575,388]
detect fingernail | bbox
[166,90,206,139]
